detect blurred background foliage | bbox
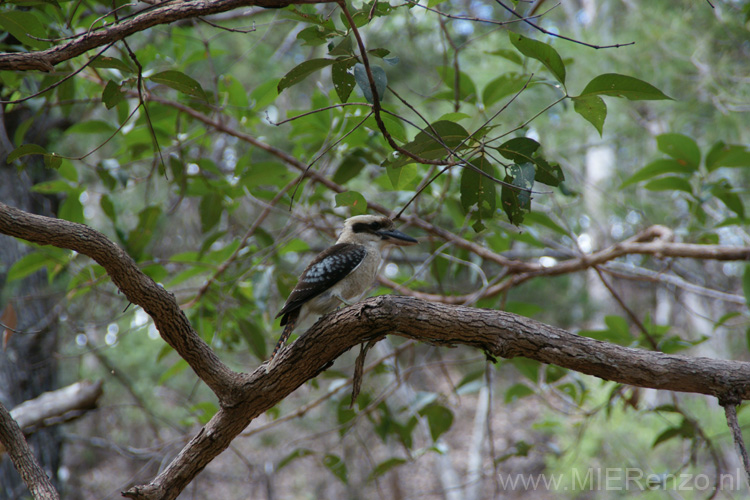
[2,0,750,498]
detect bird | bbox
[269,214,418,362]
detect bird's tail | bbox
[270,310,298,360]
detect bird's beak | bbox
[379,229,418,246]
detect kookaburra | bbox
[270,215,418,360]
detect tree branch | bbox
[2,202,749,499]
[0,0,337,72]
[0,402,59,500]
[0,201,242,404]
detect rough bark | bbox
[1,201,750,499]
[0,402,60,500]
[0,0,337,72]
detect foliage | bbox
[2,0,750,498]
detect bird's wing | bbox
[276,243,367,323]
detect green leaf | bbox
[705,141,750,171]
[102,81,125,110]
[89,56,134,73]
[486,48,524,65]
[436,65,477,103]
[335,191,367,215]
[322,454,349,484]
[420,404,453,441]
[710,179,745,219]
[354,63,387,103]
[328,36,353,55]
[504,383,535,403]
[297,25,331,46]
[332,59,356,103]
[0,11,47,49]
[501,163,534,225]
[511,357,540,383]
[149,70,207,101]
[220,75,249,108]
[508,32,566,85]
[7,144,48,163]
[621,159,695,188]
[386,163,418,190]
[199,193,223,233]
[369,458,407,481]
[572,95,607,136]
[643,176,693,193]
[277,448,314,471]
[522,212,568,236]
[250,79,280,109]
[127,205,163,258]
[482,73,527,107]
[158,359,189,384]
[656,133,701,169]
[384,120,469,169]
[460,155,497,220]
[333,149,371,184]
[278,59,337,94]
[100,194,117,223]
[579,73,672,101]
[7,252,51,282]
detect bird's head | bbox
[339,215,418,247]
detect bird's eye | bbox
[370,221,381,230]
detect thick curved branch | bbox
[0,201,242,404]
[0,0,336,72]
[125,294,750,499]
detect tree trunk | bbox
[0,106,62,499]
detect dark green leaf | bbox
[656,133,701,169]
[127,205,163,258]
[278,59,337,94]
[436,65,477,103]
[572,95,607,136]
[384,120,469,169]
[199,193,223,233]
[158,359,189,384]
[7,144,47,163]
[710,179,745,218]
[652,427,681,448]
[100,194,117,223]
[354,63,387,103]
[501,163,534,225]
[705,141,750,171]
[333,149,371,184]
[579,73,672,101]
[332,59,356,103]
[90,56,134,73]
[297,26,331,46]
[460,155,497,223]
[335,191,367,215]
[420,404,453,441]
[102,80,125,110]
[482,73,527,107]
[368,458,407,481]
[149,70,207,101]
[621,159,694,188]
[508,32,566,85]
[328,36,353,55]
